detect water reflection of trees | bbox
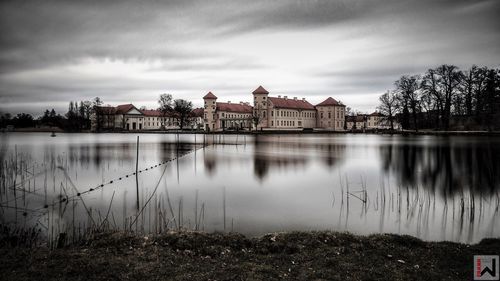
[159,141,195,162]
[63,141,196,168]
[380,141,500,196]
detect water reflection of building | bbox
[202,136,346,180]
[380,140,500,196]
[318,143,346,167]
[253,136,346,179]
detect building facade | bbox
[346,115,367,130]
[316,97,346,130]
[203,92,253,131]
[91,104,202,131]
[204,86,346,131]
[366,112,384,129]
[346,112,401,130]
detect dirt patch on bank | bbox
[1,231,499,280]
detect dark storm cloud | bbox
[0,0,499,115]
[0,0,202,73]
[209,0,499,36]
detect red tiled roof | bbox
[268,97,315,110]
[115,104,138,114]
[316,97,343,107]
[252,85,269,95]
[216,102,253,113]
[191,108,204,117]
[141,109,179,117]
[141,109,162,117]
[95,106,116,114]
[203,92,217,99]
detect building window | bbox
[321,112,324,118]
[271,111,274,117]
[328,112,331,118]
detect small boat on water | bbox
[50,131,56,137]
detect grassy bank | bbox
[1,231,499,281]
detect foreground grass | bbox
[1,231,499,281]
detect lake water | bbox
[1,132,499,243]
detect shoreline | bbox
[1,230,499,280]
[4,128,500,136]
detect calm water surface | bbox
[1,132,499,243]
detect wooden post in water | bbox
[135,136,140,211]
[223,186,226,231]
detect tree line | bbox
[157,93,193,130]
[377,65,500,131]
[1,94,196,132]
[1,97,106,131]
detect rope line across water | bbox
[28,143,209,212]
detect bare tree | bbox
[421,68,444,128]
[395,75,420,131]
[80,100,93,130]
[460,65,478,116]
[252,103,264,131]
[480,68,500,131]
[473,66,489,118]
[92,97,103,132]
[435,65,462,130]
[173,99,193,130]
[377,90,398,130]
[385,64,499,131]
[158,93,173,129]
[345,106,353,116]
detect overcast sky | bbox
[1,0,499,116]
